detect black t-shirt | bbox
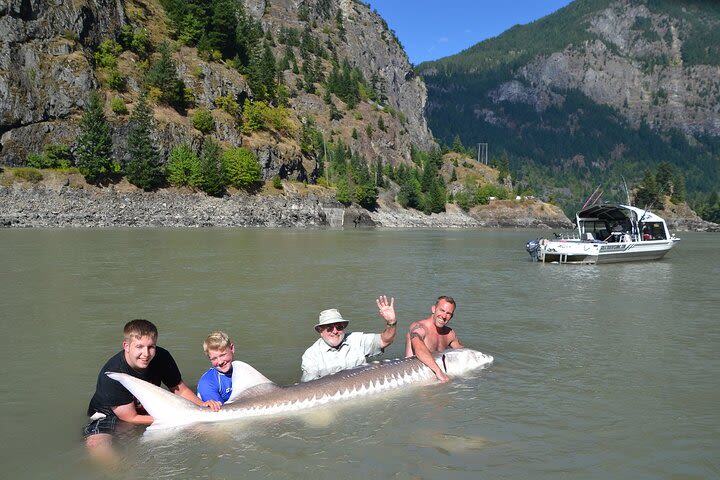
[86,347,182,416]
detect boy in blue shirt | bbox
[197,331,235,404]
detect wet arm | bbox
[448,334,464,349]
[409,328,449,383]
[170,380,221,411]
[379,322,397,348]
[112,402,153,425]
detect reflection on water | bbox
[0,229,717,479]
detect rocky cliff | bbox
[424,0,720,139]
[0,0,434,174]
[511,1,720,137]
[419,0,720,212]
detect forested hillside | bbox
[419,0,720,220]
[1,0,461,215]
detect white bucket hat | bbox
[315,308,349,330]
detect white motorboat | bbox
[526,204,680,264]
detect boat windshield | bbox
[640,222,667,240]
[580,220,612,241]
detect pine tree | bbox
[126,94,164,190]
[166,144,203,188]
[336,177,351,205]
[635,170,660,208]
[655,161,675,196]
[200,138,225,197]
[671,174,686,203]
[146,42,185,109]
[223,147,262,189]
[427,178,447,214]
[235,4,263,67]
[452,134,465,154]
[246,43,277,101]
[75,91,115,183]
[206,0,237,58]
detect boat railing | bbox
[554,232,607,242]
[553,232,581,240]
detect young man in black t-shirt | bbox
[83,319,221,455]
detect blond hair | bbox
[203,331,232,354]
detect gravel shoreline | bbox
[1,183,716,231]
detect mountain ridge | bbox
[418,0,720,216]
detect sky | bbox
[367,0,575,65]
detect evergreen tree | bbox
[397,177,421,209]
[655,161,675,196]
[492,152,511,184]
[146,42,185,109]
[420,160,437,192]
[377,116,386,132]
[452,134,465,154]
[166,144,203,188]
[205,0,237,58]
[635,170,660,208]
[426,177,447,213]
[75,91,115,183]
[223,147,262,189]
[235,4,264,67]
[247,43,277,101]
[671,174,686,203]
[200,138,225,197]
[336,177,351,205]
[126,94,164,190]
[375,160,385,188]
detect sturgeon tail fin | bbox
[106,372,206,431]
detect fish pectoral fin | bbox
[301,409,338,428]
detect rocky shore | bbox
[0,179,571,229]
[0,182,344,228]
[0,179,716,231]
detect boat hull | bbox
[594,240,674,264]
[535,239,675,264]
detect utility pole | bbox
[477,143,488,164]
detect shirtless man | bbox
[404,296,464,383]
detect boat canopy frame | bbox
[576,204,670,242]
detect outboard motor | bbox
[526,239,540,262]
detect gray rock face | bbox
[368,199,574,229]
[0,0,435,172]
[1,0,120,163]
[247,0,435,162]
[4,179,712,231]
[498,3,720,136]
[335,0,434,153]
[0,183,344,228]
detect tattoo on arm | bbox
[409,324,426,341]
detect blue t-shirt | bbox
[197,367,233,404]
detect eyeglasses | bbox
[321,322,347,332]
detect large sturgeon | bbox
[107,348,493,431]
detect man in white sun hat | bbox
[300,295,398,382]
